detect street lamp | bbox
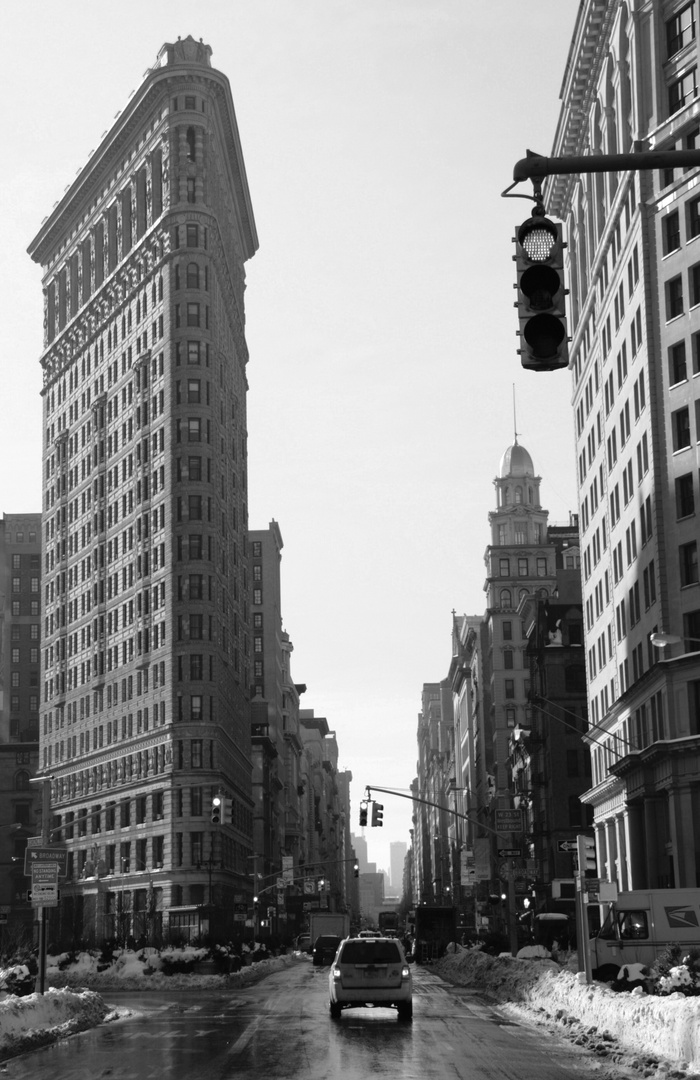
[650,632,700,650]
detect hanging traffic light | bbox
[353,861,359,878]
[210,795,222,824]
[514,208,569,372]
[577,833,597,876]
[359,802,368,827]
[371,803,384,827]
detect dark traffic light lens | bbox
[523,313,566,359]
[520,264,560,310]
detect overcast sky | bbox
[2,1,580,873]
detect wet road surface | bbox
[3,959,611,1079]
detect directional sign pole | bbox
[29,778,53,995]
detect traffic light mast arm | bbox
[364,784,503,839]
[252,855,361,888]
[512,147,700,184]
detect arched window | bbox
[515,486,523,504]
[187,126,196,162]
[15,770,30,790]
[186,262,200,289]
[504,488,512,505]
[506,708,516,729]
[500,588,512,608]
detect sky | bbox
[1,0,580,873]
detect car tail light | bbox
[332,967,342,980]
[401,966,410,979]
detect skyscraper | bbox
[389,840,407,893]
[27,37,258,944]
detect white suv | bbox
[329,936,413,1020]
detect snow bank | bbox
[47,952,293,992]
[435,947,700,1073]
[0,987,110,1061]
[0,951,295,1062]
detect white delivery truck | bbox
[308,911,350,944]
[589,888,700,981]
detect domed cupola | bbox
[499,439,535,479]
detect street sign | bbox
[30,882,58,907]
[24,846,68,877]
[558,840,578,853]
[31,863,58,887]
[495,809,523,834]
[498,848,522,858]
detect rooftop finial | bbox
[513,384,520,445]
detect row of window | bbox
[494,522,544,546]
[497,586,549,609]
[496,556,549,578]
[665,262,700,320]
[672,400,700,450]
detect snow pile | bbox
[0,950,295,1061]
[47,949,293,992]
[0,987,110,1061]
[435,947,700,1076]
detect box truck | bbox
[589,889,700,981]
[309,911,350,944]
[413,906,457,963]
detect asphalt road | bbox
[3,959,613,1080]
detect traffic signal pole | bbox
[511,147,700,184]
[365,786,520,955]
[507,146,700,375]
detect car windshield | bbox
[340,941,401,965]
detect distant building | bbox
[389,840,407,893]
[248,521,304,898]
[0,515,42,933]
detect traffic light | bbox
[359,802,368,827]
[577,833,597,875]
[222,796,233,823]
[371,802,384,827]
[318,878,325,892]
[514,209,569,372]
[353,861,359,878]
[210,795,222,824]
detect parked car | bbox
[329,935,413,1020]
[312,934,342,967]
[295,934,311,954]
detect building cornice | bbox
[28,48,257,269]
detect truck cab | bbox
[589,889,700,981]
